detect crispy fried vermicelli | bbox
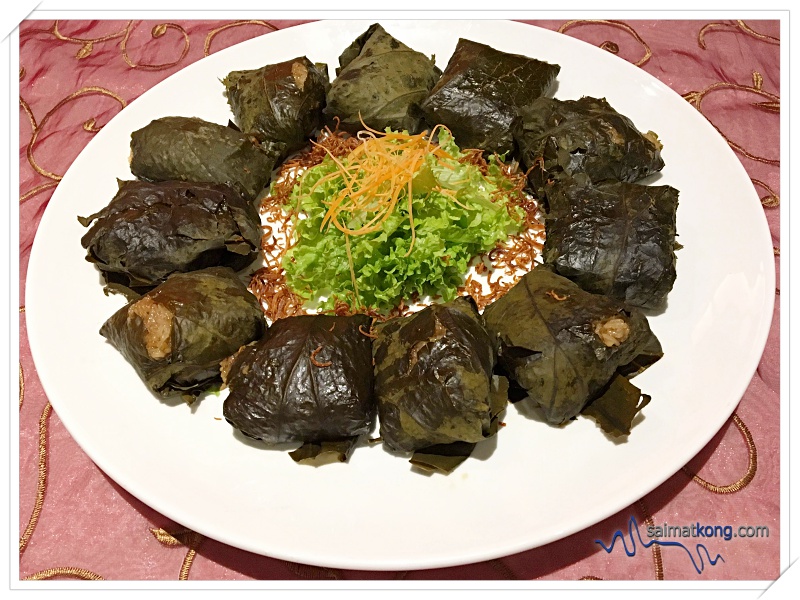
[456,158,546,310]
[250,127,363,322]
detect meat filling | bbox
[593,315,630,347]
[128,297,173,359]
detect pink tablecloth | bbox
[18,19,780,582]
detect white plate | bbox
[26,20,775,571]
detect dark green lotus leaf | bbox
[130,116,276,200]
[409,376,507,474]
[618,333,664,378]
[581,374,651,437]
[514,96,664,198]
[102,283,142,302]
[373,296,505,454]
[100,267,265,401]
[482,267,661,426]
[420,38,560,155]
[288,437,360,465]
[79,179,261,291]
[325,23,440,134]
[223,314,374,445]
[223,57,329,161]
[542,175,679,310]
[409,441,477,474]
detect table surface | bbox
[18,18,780,582]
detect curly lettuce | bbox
[282,130,523,312]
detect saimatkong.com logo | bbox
[595,516,769,575]
[647,522,770,542]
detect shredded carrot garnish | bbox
[309,118,456,255]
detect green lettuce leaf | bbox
[281,130,523,312]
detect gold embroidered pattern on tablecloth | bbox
[682,414,757,494]
[17,397,105,579]
[19,97,36,131]
[19,96,61,204]
[121,23,190,71]
[19,403,51,554]
[51,20,130,58]
[19,21,202,204]
[20,182,59,204]
[45,20,191,71]
[19,364,25,409]
[285,561,343,580]
[150,527,204,580]
[19,306,25,410]
[23,87,127,183]
[682,72,779,167]
[204,20,279,56]
[698,20,780,49]
[83,118,102,133]
[557,20,652,66]
[22,567,104,580]
[488,558,518,579]
[636,499,664,580]
[752,178,780,208]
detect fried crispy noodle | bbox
[266,125,364,210]
[457,160,546,311]
[457,147,489,175]
[249,268,305,323]
[250,127,364,322]
[309,345,333,367]
[325,298,412,321]
[358,324,378,339]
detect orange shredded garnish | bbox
[546,290,569,301]
[309,119,456,257]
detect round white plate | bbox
[26,20,775,571]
